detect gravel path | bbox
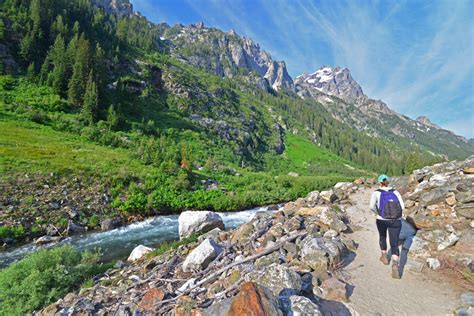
[342,188,461,315]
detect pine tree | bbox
[48,35,67,95]
[106,104,120,131]
[68,34,90,106]
[26,62,36,81]
[51,15,68,38]
[83,70,98,124]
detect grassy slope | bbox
[0,114,149,177]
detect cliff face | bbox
[159,23,294,92]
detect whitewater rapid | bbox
[0,206,274,268]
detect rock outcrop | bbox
[398,156,474,272]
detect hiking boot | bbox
[392,261,401,279]
[379,254,389,265]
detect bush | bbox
[0,246,110,315]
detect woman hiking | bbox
[369,174,405,279]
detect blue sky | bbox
[132,0,474,139]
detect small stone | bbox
[445,192,456,206]
[288,172,299,177]
[128,245,154,262]
[323,229,339,238]
[426,258,441,270]
[437,233,460,251]
[35,235,61,245]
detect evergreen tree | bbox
[82,70,98,124]
[68,34,90,106]
[48,35,67,95]
[106,104,120,131]
[26,62,36,81]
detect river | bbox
[0,206,273,268]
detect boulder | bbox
[281,295,322,316]
[354,178,365,185]
[456,205,474,219]
[321,277,349,302]
[66,221,85,235]
[128,245,154,262]
[419,187,449,206]
[100,218,122,231]
[178,211,224,239]
[300,237,346,274]
[227,282,282,316]
[306,191,320,204]
[182,238,222,272]
[246,263,302,296]
[296,206,327,217]
[319,207,347,233]
[320,190,338,203]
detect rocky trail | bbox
[342,189,461,315]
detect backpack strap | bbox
[376,189,384,193]
[389,189,395,192]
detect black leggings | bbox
[376,219,402,256]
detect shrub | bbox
[0,246,110,315]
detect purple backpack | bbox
[377,189,402,219]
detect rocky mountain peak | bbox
[93,0,133,15]
[295,66,365,103]
[416,116,440,129]
[161,24,294,92]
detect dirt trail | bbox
[342,188,461,315]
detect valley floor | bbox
[343,189,462,315]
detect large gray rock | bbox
[299,237,346,275]
[101,218,122,231]
[178,211,224,239]
[280,295,322,316]
[66,221,85,235]
[182,238,222,272]
[246,263,302,296]
[419,187,449,206]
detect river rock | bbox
[101,218,122,231]
[128,245,154,262]
[178,210,224,239]
[66,221,85,235]
[319,207,347,233]
[280,295,322,316]
[227,282,282,316]
[306,191,320,204]
[35,235,61,245]
[182,238,222,272]
[246,263,302,296]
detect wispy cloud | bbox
[132,0,474,138]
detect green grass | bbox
[0,113,151,177]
